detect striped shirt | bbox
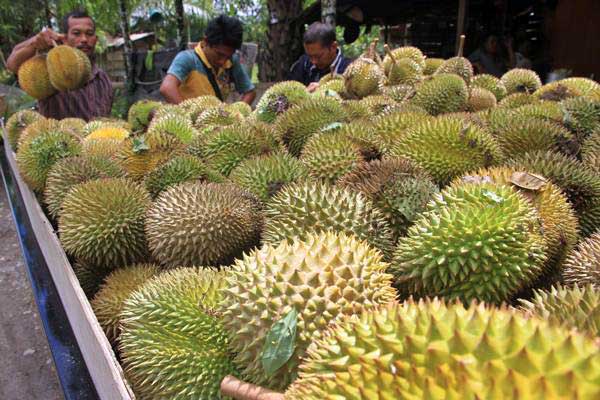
[38,65,113,121]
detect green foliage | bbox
[337,25,382,59]
[110,88,129,119]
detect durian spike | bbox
[457,34,465,57]
[384,44,396,64]
[220,376,284,400]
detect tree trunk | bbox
[43,0,52,28]
[118,0,135,95]
[321,0,336,27]
[259,0,304,82]
[174,0,186,50]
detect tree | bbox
[321,0,336,27]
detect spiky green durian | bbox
[285,299,600,400]
[508,151,600,237]
[202,123,280,176]
[44,156,123,219]
[381,84,414,102]
[255,81,309,123]
[563,232,600,287]
[385,46,426,70]
[16,130,81,192]
[120,267,236,400]
[343,57,385,99]
[229,153,307,201]
[581,128,600,165]
[358,94,397,116]
[147,113,198,144]
[195,106,243,132]
[411,73,468,115]
[494,117,575,157]
[85,126,130,142]
[80,138,121,160]
[179,95,222,117]
[144,155,221,198]
[339,157,438,239]
[471,73,507,101]
[369,111,433,154]
[300,130,364,184]
[127,99,162,132]
[468,87,497,111]
[501,68,542,94]
[389,117,502,185]
[313,77,345,96]
[521,284,600,337]
[560,96,600,140]
[557,77,600,98]
[17,118,60,149]
[514,100,564,122]
[534,81,583,101]
[263,181,394,258]
[152,103,191,121]
[423,57,444,75]
[46,45,91,91]
[340,99,370,120]
[81,119,130,137]
[435,56,474,83]
[218,231,396,390]
[383,57,423,86]
[225,101,252,117]
[5,109,43,151]
[59,118,86,138]
[145,182,262,268]
[391,182,547,303]
[498,92,539,109]
[72,259,110,299]
[17,54,56,99]
[59,178,150,266]
[330,122,381,161]
[276,96,347,156]
[91,263,161,345]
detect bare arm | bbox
[240,89,256,105]
[160,74,184,104]
[7,28,64,73]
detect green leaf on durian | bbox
[132,137,149,153]
[482,189,504,204]
[261,308,298,377]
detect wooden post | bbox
[118,0,135,97]
[455,0,468,56]
[322,0,337,27]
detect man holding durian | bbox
[7,9,113,121]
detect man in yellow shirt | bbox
[160,15,256,105]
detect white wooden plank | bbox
[3,132,135,400]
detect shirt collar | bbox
[195,42,233,72]
[309,48,343,74]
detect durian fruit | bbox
[16,130,81,192]
[91,263,161,345]
[72,258,110,299]
[276,96,347,157]
[85,126,130,142]
[17,54,56,99]
[202,122,280,176]
[151,103,190,121]
[81,138,121,161]
[127,99,162,132]
[563,232,600,287]
[146,154,220,196]
[583,154,600,175]
[225,101,252,117]
[498,92,539,109]
[255,81,309,123]
[370,111,433,154]
[178,95,222,118]
[521,284,600,337]
[120,267,236,400]
[471,73,507,101]
[195,106,243,132]
[467,87,497,111]
[313,76,345,96]
[534,80,583,101]
[423,57,444,75]
[454,167,579,291]
[391,181,547,303]
[338,157,438,239]
[501,68,542,94]
[381,84,414,102]
[508,151,600,237]
[59,178,150,267]
[44,156,123,219]
[581,128,600,165]
[17,117,60,149]
[229,153,307,202]
[81,119,130,137]
[145,182,262,268]
[332,122,382,161]
[435,56,474,83]
[263,181,395,258]
[560,96,600,140]
[494,117,575,157]
[384,46,426,70]
[383,56,423,86]
[555,77,600,98]
[514,100,563,122]
[147,113,198,144]
[59,118,87,138]
[300,130,364,184]
[358,95,396,115]
[218,231,396,390]
[285,299,600,400]
[390,117,502,185]
[5,109,43,151]
[411,73,469,115]
[343,57,385,99]
[46,45,91,91]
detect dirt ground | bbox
[0,184,62,399]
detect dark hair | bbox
[303,22,336,47]
[205,14,244,50]
[61,9,95,33]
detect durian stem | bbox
[329,65,336,79]
[220,376,284,400]
[372,39,383,67]
[384,44,396,63]
[457,34,465,57]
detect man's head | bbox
[202,14,244,69]
[483,34,499,55]
[303,22,338,70]
[61,9,97,57]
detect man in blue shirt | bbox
[160,15,256,104]
[289,22,352,92]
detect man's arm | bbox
[160,74,184,104]
[240,89,256,105]
[7,29,64,73]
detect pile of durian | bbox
[6,42,600,399]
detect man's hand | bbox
[306,82,320,93]
[33,28,65,51]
